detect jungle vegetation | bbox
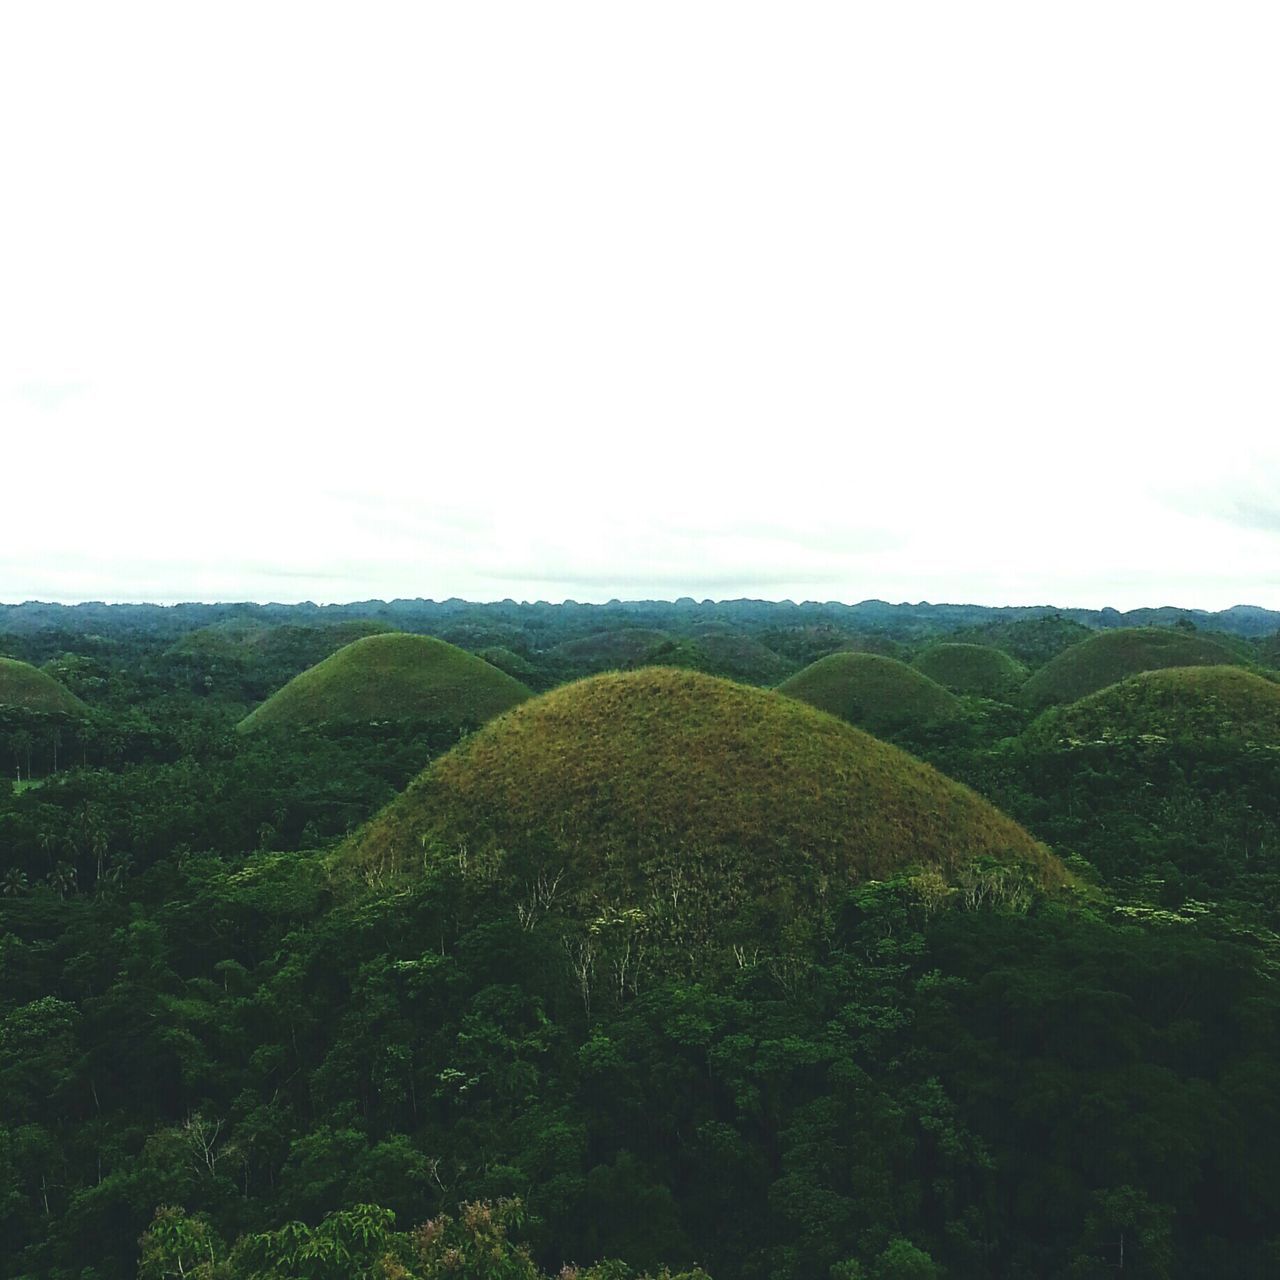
[2,598,1280,1279]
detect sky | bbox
[2,3,1278,610]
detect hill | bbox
[777,652,962,733]
[1021,627,1244,708]
[0,657,88,716]
[1025,665,1280,748]
[168,617,393,664]
[547,628,673,670]
[912,643,1027,698]
[237,633,531,734]
[343,669,1064,953]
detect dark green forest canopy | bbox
[2,600,1280,1280]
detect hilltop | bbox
[237,633,531,734]
[1025,665,1280,748]
[547,628,673,670]
[0,657,88,716]
[343,669,1063,955]
[1021,627,1244,708]
[777,652,962,733]
[912,643,1027,698]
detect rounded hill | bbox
[344,669,1064,945]
[237,633,531,734]
[1025,665,1280,748]
[0,657,87,716]
[1021,627,1244,708]
[912,643,1027,698]
[547,628,673,670]
[777,652,962,733]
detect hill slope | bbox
[1025,665,1280,747]
[912,643,1027,698]
[344,669,1064,949]
[777,652,962,733]
[238,633,531,734]
[1021,627,1243,708]
[0,657,88,715]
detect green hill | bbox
[1021,627,1244,709]
[0,657,88,716]
[777,652,962,733]
[547,628,673,669]
[342,669,1065,950]
[1025,665,1280,748]
[169,617,393,664]
[912,643,1027,698]
[237,633,531,734]
[681,624,796,684]
[477,645,539,681]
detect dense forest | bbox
[3,598,1280,1279]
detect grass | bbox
[237,633,531,734]
[777,652,962,733]
[342,669,1065,947]
[1025,665,1280,748]
[912,643,1027,698]
[1021,627,1244,708]
[0,657,88,715]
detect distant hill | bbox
[777,652,962,733]
[169,618,393,664]
[341,668,1065,955]
[912,643,1027,698]
[1025,666,1280,748]
[0,657,87,716]
[1021,627,1245,709]
[476,645,540,681]
[547,628,673,670]
[238,633,531,734]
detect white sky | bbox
[2,3,1278,610]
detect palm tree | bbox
[49,861,77,899]
[1,868,29,896]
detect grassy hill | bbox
[1021,627,1244,709]
[777,652,962,733]
[238,633,531,734]
[547,628,673,670]
[0,657,88,716]
[477,645,540,681]
[1025,665,1280,748]
[912,643,1027,698]
[342,669,1064,956]
[169,617,393,664]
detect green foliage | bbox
[777,654,962,735]
[238,634,531,736]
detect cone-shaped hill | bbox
[0,657,87,716]
[1021,627,1244,709]
[343,670,1065,948]
[777,652,962,734]
[912,643,1027,698]
[547,628,673,670]
[237,633,531,734]
[1025,665,1280,748]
